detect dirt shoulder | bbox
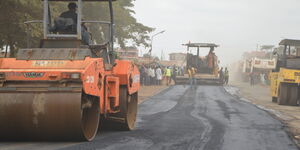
[229,81,300,146]
[138,85,168,104]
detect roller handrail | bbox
[24,20,43,24]
[82,20,112,25]
[24,20,111,25]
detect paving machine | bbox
[176,43,220,85]
[270,39,300,105]
[0,0,140,141]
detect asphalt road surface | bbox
[0,85,298,150]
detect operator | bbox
[60,2,78,26]
[207,47,216,74]
[51,3,76,33]
[58,3,90,45]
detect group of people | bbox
[140,64,230,86]
[249,72,269,86]
[219,67,230,85]
[139,65,183,86]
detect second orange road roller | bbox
[0,0,140,141]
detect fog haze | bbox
[134,0,300,65]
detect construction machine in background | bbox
[175,43,221,85]
[240,59,252,82]
[241,57,276,82]
[0,0,140,141]
[270,39,300,106]
[239,49,276,83]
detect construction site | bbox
[0,0,299,150]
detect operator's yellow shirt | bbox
[188,68,196,78]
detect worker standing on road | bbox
[188,67,197,86]
[149,66,155,85]
[139,65,145,86]
[250,72,255,86]
[224,68,229,85]
[171,65,177,85]
[219,67,224,85]
[156,66,162,85]
[165,67,172,86]
[145,66,150,86]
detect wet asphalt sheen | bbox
[0,85,298,150]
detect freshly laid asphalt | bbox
[0,85,298,150]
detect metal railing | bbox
[24,20,112,47]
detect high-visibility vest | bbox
[188,69,192,77]
[188,68,196,77]
[165,69,171,77]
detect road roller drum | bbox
[0,92,100,141]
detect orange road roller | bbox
[0,0,140,141]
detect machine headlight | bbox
[71,73,81,79]
[62,73,81,80]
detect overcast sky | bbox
[133,0,300,65]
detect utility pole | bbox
[149,30,166,56]
[161,49,164,61]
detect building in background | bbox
[169,53,186,61]
[115,47,139,60]
[159,60,185,67]
[156,52,187,67]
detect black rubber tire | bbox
[278,83,289,105]
[288,85,299,106]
